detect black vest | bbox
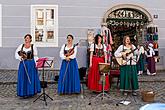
[21,44,34,59]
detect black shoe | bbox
[132,92,137,96]
[123,92,128,96]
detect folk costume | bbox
[88,43,110,92]
[114,44,139,92]
[58,44,81,94]
[15,44,41,97]
[145,43,156,75]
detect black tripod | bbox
[33,59,53,106]
[116,57,138,106]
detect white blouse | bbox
[145,46,155,57]
[139,46,145,54]
[15,44,38,62]
[114,45,139,65]
[59,44,77,60]
[90,43,107,52]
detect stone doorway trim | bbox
[102,4,153,24]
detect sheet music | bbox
[37,56,55,69]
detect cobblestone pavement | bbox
[0,70,164,110]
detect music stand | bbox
[89,63,111,103]
[33,57,54,106]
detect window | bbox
[0,4,2,47]
[31,5,58,47]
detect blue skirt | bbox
[17,59,41,97]
[58,58,81,94]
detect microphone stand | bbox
[123,57,137,102]
[116,53,138,106]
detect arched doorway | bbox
[102,4,153,52]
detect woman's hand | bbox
[121,52,126,58]
[137,45,140,50]
[89,52,93,68]
[22,54,27,59]
[89,63,92,67]
[65,57,70,61]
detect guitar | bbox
[115,49,137,65]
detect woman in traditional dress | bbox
[88,34,110,92]
[58,34,80,94]
[145,43,156,75]
[15,34,41,97]
[114,35,139,96]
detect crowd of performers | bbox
[15,33,157,98]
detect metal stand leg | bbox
[116,77,137,105]
[89,73,112,104]
[116,54,140,106]
[33,67,53,106]
[122,67,137,103]
[123,92,136,102]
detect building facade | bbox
[0,0,164,70]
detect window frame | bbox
[0,4,2,47]
[31,5,58,47]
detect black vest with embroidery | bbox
[21,44,34,59]
[93,44,104,57]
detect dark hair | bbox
[123,35,131,46]
[67,34,74,39]
[24,34,32,41]
[94,34,103,44]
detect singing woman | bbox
[88,34,110,92]
[114,35,139,96]
[58,34,81,94]
[15,34,41,98]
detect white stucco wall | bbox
[0,0,164,69]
